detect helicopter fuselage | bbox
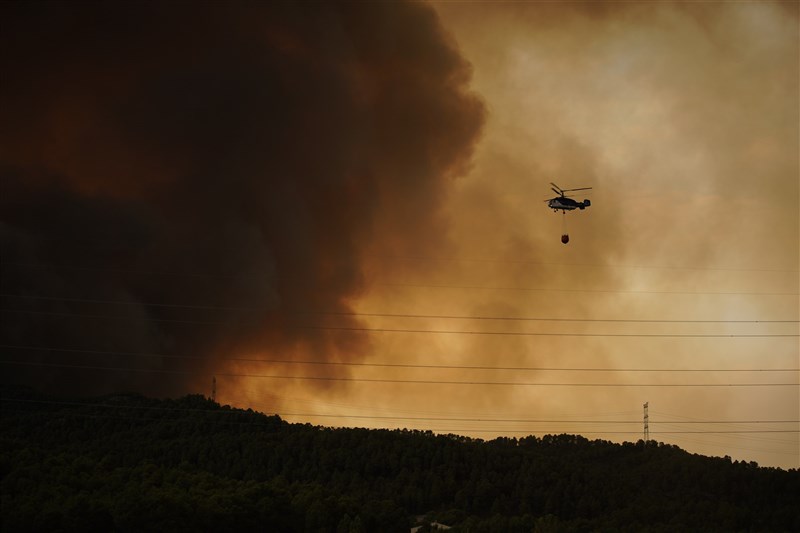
[548,197,591,211]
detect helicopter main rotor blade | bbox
[562,187,592,192]
[551,187,562,196]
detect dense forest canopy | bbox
[2,386,798,532]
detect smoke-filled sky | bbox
[1,1,798,469]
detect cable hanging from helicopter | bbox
[545,182,592,245]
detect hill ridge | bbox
[2,387,798,532]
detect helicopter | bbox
[547,182,592,212]
[546,182,592,244]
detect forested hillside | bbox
[2,386,798,532]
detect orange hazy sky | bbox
[229,1,799,469]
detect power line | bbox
[0,294,269,312]
[6,309,797,336]
[0,308,225,325]
[0,397,247,415]
[365,254,799,274]
[653,410,800,424]
[214,374,800,387]
[4,398,795,436]
[294,310,799,324]
[5,393,794,461]
[2,360,797,386]
[230,391,796,459]
[1,360,191,375]
[5,262,797,300]
[296,325,799,338]
[268,412,800,425]
[274,423,799,435]
[659,434,800,458]
[3,344,797,372]
[186,359,800,373]
[1,261,249,280]
[8,398,796,425]
[8,257,797,275]
[379,282,799,297]
[315,428,799,435]
[3,293,797,323]
[4,405,794,437]
[5,294,797,323]
[0,406,278,428]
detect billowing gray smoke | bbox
[0,1,484,396]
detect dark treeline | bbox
[2,387,798,532]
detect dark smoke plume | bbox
[0,1,484,396]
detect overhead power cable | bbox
[297,325,798,338]
[0,308,224,325]
[379,282,799,297]
[7,398,796,425]
[5,309,797,336]
[1,261,247,279]
[0,294,267,312]
[5,261,798,302]
[304,312,799,324]
[4,405,794,436]
[2,360,797,386]
[276,421,799,435]
[365,254,799,273]
[297,427,799,435]
[272,412,799,424]
[4,399,795,434]
[3,345,797,372]
[5,294,798,323]
[3,293,797,323]
[209,374,800,387]
[7,257,798,274]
